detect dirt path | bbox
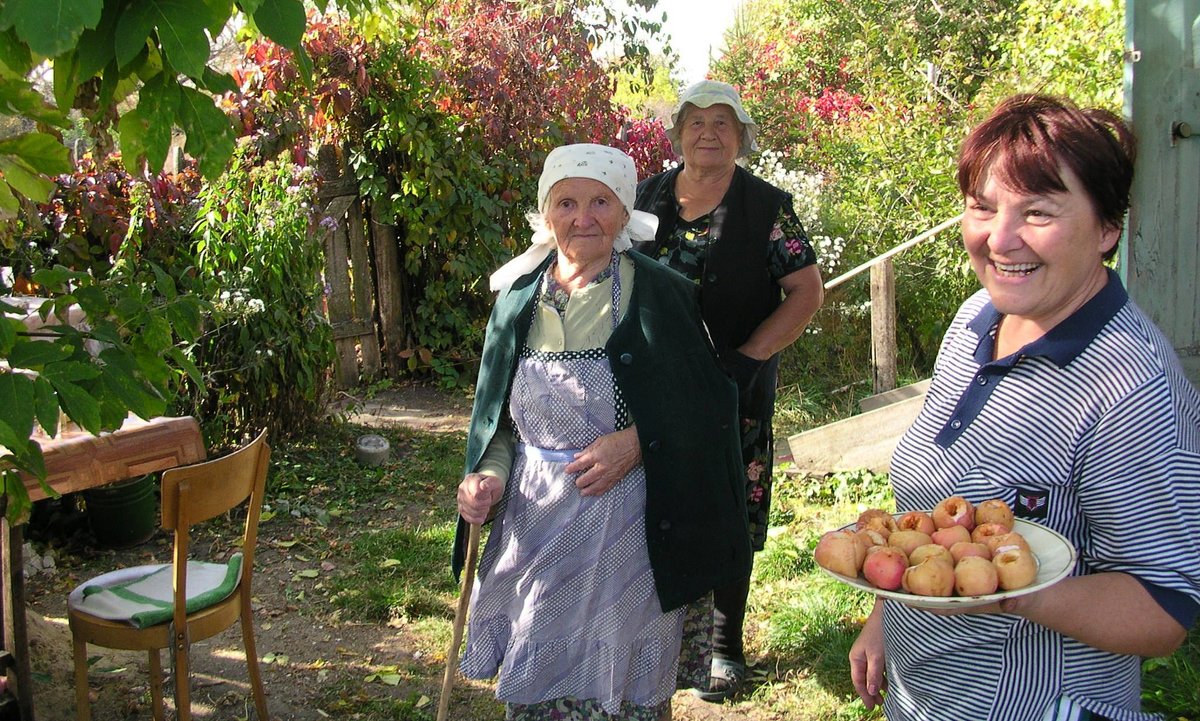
[22,382,771,721]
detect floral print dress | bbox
[651,207,816,549]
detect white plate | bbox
[820,516,1078,609]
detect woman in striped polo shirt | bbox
[848,94,1200,721]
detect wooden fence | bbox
[313,145,403,390]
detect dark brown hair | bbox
[957,94,1136,260]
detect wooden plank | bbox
[321,198,358,389]
[870,260,897,394]
[322,211,353,327]
[334,337,358,388]
[346,201,381,380]
[331,319,375,340]
[784,394,925,475]
[860,378,930,413]
[316,178,358,200]
[370,216,405,376]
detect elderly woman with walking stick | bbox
[449,143,751,721]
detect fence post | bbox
[369,211,405,377]
[870,259,897,394]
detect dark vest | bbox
[633,165,790,358]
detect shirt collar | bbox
[966,268,1127,368]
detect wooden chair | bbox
[67,429,271,721]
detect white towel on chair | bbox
[73,554,243,629]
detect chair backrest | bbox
[159,429,270,627]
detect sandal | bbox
[691,658,746,703]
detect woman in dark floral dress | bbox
[634,80,824,702]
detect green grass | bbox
[267,418,1199,721]
[1142,627,1200,719]
[329,523,460,622]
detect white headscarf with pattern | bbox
[489,144,658,291]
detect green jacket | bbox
[452,251,752,612]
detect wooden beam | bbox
[783,394,925,475]
[870,260,897,394]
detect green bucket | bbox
[84,474,159,548]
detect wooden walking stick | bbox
[437,522,481,721]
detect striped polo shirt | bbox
[884,270,1200,721]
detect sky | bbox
[652,0,742,85]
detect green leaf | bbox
[0,181,15,218]
[0,372,36,449]
[100,368,165,421]
[32,377,59,438]
[0,156,55,204]
[152,0,213,79]
[0,318,16,355]
[99,347,167,417]
[167,346,202,386]
[138,317,174,358]
[71,286,108,318]
[74,0,122,78]
[2,439,45,478]
[152,263,178,300]
[7,339,73,369]
[202,0,233,35]
[165,299,202,341]
[4,0,102,58]
[197,67,237,95]
[178,86,234,177]
[251,0,305,49]
[46,377,101,434]
[0,132,71,175]
[39,360,102,384]
[51,48,81,111]
[113,1,154,68]
[98,56,146,111]
[118,78,178,171]
[0,27,32,76]
[3,467,34,526]
[29,266,74,291]
[0,78,69,127]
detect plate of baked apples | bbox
[814,496,1078,609]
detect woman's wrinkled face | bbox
[546,178,628,263]
[961,163,1119,332]
[679,104,742,171]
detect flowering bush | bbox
[749,150,845,276]
[183,148,333,444]
[617,116,677,180]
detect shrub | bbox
[183,147,334,446]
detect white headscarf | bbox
[489,144,658,291]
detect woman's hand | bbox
[849,600,887,710]
[457,473,503,525]
[566,426,642,497]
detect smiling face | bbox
[679,103,743,172]
[545,177,628,266]
[961,164,1119,338]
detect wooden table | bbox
[1,416,206,720]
